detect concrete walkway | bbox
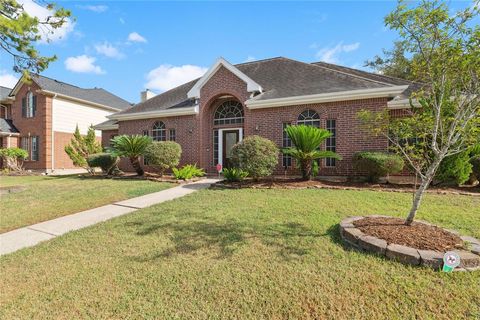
[0,179,217,256]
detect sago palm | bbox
[110,135,152,176]
[282,125,341,180]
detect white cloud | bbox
[64,55,105,74]
[245,55,256,62]
[315,42,360,64]
[19,0,75,43]
[95,42,124,59]
[76,5,108,13]
[127,32,147,43]
[145,64,207,92]
[0,71,19,88]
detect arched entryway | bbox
[212,99,244,169]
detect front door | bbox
[222,130,239,169]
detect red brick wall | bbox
[101,129,118,148]
[113,66,391,176]
[10,81,52,171]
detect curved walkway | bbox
[0,179,218,256]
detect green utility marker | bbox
[442,251,461,272]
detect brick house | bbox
[96,57,415,177]
[1,75,131,173]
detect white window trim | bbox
[217,127,243,170]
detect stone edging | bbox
[339,216,480,272]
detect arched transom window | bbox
[214,101,244,125]
[297,109,320,127]
[152,121,166,141]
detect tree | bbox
[359,0,480,225]
[364,41,417,80]
[282,125,341,181]
[0,0,71,76]
[64,125,102,175]
[110,135,152,176]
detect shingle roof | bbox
[0,118,19,134]
[0,86,12,102]
[93,119,118,130]
[26,75,132,110]
[116,57,413,116]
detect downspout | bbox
[51,94,57,173]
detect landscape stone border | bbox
[339,216,480,272]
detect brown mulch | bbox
[213,178,480,196]
[353,217,464,252]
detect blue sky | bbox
[0,1,474,103]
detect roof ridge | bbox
[234,56,286,67]
[33,74,84,89]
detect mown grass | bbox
[0,188,479,319]
[0,175,171,233]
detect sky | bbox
[0,0,475,103]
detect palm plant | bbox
[282,125,341,180]
[110,135,152,176]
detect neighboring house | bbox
[2,75,131,173]
[96,57,416,177]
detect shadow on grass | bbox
[129,219,331,262]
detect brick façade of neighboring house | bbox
[0,75,132,173]
[95,57,418,177]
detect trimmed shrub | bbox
[353,152,405,182]
[87,153,119,175]
[144,141,182,176]
[231,135,279,180]
[172,164,205,180]
[223,167,249,182]
[0,147,28,172]
[436,151,472,185]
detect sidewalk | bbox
[0,179,218,256]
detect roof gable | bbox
[187,58,263,99]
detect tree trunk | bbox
[301,159,312,181]
[405,156,443,225]
[130,156,144,176]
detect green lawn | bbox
[0,175,171,233]
[0,188,479,319]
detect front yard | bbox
[0,175,171,233]
[0,188,478,319]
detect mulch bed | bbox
[212,178,479,196]
[353,216,464,252]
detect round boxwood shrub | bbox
[87,152,119,175]
[352,151,405,183]
[144,141,182,176]
[231,135,279,180]
[436,151,473,185]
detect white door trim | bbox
[218,127,243,169]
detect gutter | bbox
[245,85,409,109]
[93,124,119,131]
[109,105,199,121]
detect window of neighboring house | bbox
[282,122,292,168]
[297,109,320,127]
[31,136,39,161]
[22,92,36,118]
[169,128,176,141]
[152,121,166,141]
[21,137,30,160]
[325,119,336,167]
